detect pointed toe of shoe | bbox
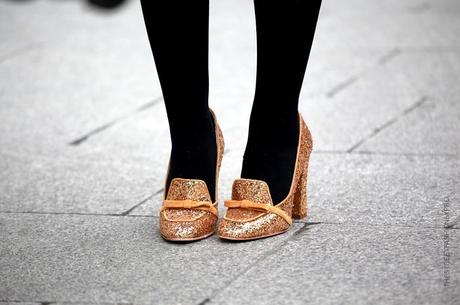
[160,211,217,241]
[218,214,289,241]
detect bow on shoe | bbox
[224,199,292,225]
[161,199,218,217]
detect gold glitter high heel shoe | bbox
[218,113,312,241]
[159,109,225,241]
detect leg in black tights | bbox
[140,0,322,203]
[242,0,322,203]
[140,0,217,200]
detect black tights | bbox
[141,0,322,203]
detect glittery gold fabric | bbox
[218,114,313,241]
[159,109,225,241]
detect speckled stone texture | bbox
[209,224,459,305]
[0,214,304,304]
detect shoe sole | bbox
[161,230,215,242]
[218,229,289,241]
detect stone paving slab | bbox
[209,224,457,305]
[333,51,460,111]
[358,99,460,155]
[71,103,170,162]
[318,50,460,154]
[0,213,303,304]
[0,100,169,216]
[0,38,159,158]
[300,95,422,153]
[386,51,460,100]
[0,152,161,215]
[306,153,460,228]
[302,49,392,98]
[0,0,161,158]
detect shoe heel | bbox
[216,121,225,168]
[292,160,309,219]
[292,120,313,220]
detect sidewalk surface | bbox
[1,0,459,304]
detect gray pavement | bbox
[0,0,459,304]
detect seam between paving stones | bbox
[326,75,359,98]
[123,187,163,216]
[123,188,163,216]
[0,188,162,218]
[377,47,402,65]
[120,194,155,216]
[197,222,435,304]
[68,96,163,146]
[0,224,314,305]
[197,222,456,304]
[326,47,402,98]
[347,96,428,152]
[324,46,460,100]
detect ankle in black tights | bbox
[167,110,217,201]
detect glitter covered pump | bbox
[218,114,313,241]
[159,109,224,241]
